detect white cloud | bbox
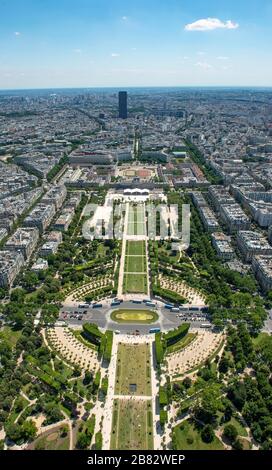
[111,53,120,57]
[197,51,206,56]
[73,48,82,54]
[185,18,239,31]
[194,61,213,69]
[183,56,189,60]
[216,56,229,60]
[14,31,21,36]
[122,16,128,21]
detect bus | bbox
[93,303,103,309]
[146,302,156,308]
[132,299,142,304]
[149,328,161,334]
[111,300,121,306]
[79,304,89,309]
[200,323,212,328]
[164,304,174,310]
[171,307,180,313]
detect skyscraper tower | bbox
[118,91,128,119]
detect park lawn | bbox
[124,255,146,273]
[128,206,135,224]
[111,309,158,324]
[0,326,22,348]
[126,241,146,256]
[127,222,136,236]
[31,429,70,450]
[135,223,146,236]
[111,399,153,450]
[115,343,152,396]
[173,419,224,450]
[166,333,197,355]
[228,416,248,438]
[123,273,148,294]
[252,332,269,348]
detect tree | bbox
[22,420,37,441]
[201,424,215,443]
[183,377,192,389]
[5,423,22,443]
[223,424,238,443]
[13,311,26,329]
[76,432,91,449]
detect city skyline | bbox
[0,0,272,89]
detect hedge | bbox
[152,286,186,304]
[103,331,113,363]
[93,371,101,392]
[159,386,168,407]
[155,332,164,364]
[95,432,103,450]
[82,323,103,346]
[164,323,190,347]
[160,409,168,427]
[86,414,96,437]
[100,377,109,397]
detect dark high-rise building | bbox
[118,91,128,119]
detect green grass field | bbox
[0,326,22,348]
[111,309,158,324]
[124,255,146,273]
[126,241,146,256]
[173,419,224,450]
[123,273,148,293]
[115,343,152,396]
[111,399,153,450]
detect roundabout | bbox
[110,309,159,324]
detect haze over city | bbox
[0,0,272,89]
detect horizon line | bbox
[0,85,272,92]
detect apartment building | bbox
[237,230,272,263]
[252,255,272,292]
[220,203,251,233]
[211,232,235,261]
[42,185,67,211]
[5,227,39,260]
[23,203,56,233]
[0,251,25,288]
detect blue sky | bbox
[0,0,272,89]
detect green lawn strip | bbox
[111,399,153,450]
[110,309,158,324]
[166,333,197,355]
[126,241,145,256]
[173,419,224,450]
[115,343,151,396]
[123,273,148,294]
[124,255,146,273]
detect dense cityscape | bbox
[0,87,272,455]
